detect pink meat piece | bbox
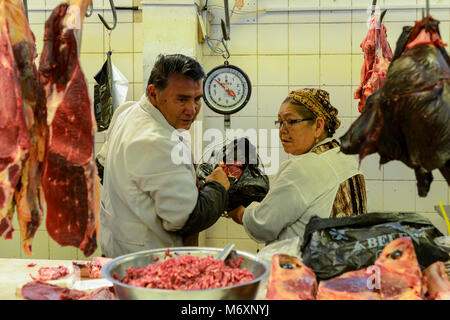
[423,261,450,300]
[354,14,393,113]
[30,265,69,281]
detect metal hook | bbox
[380,9,387,23]
[371,0,377,16]
[98,0,117,31]
[425,0,430,31]
[85,2,93,17]
[221,38,230,61]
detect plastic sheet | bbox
[197,137,270,212]
[300,212,449,280]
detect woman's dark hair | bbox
[147,54,206,91]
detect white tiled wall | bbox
[1,0,449,260]
[201,0,450,254]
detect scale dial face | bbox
[203,64,251,115]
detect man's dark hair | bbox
[147,54,206,91]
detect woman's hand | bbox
[228,205,245,224]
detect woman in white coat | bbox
[228,88,367,244]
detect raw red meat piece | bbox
[374,237,424,300]
[86,257,112,278]
[266,254,317,300]
[38,1,100,257]
[218,161,244,180]
[341,16,450,197]
[3,0,47,256]
[30,265,69,281]
[317,269,381,300]
[0,0,30,240]
[21,281,114,300]
[354,13,392,113]
[423,261,450,300]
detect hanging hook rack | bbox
[371,0,377,16]
[98,0,117,31]
[380,9,387,23]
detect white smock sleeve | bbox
[242,160,308,242]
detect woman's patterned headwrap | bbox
[287,88,341,135]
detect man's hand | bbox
[206,167,230,191]
[228,205,245,224]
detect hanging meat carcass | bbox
[354,11,392,113]
[340,16,450,197]
[3,0,47,255]
[0,1,31,240]
[38,0,100,257]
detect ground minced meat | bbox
[116,254,255,290]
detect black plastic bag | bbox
[94,51,114,132]
[198,137,270,212]
[300,212,449,280]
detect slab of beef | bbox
[317,237,424,300]
[423,261,450,300]
[0,0,30,239]
[317,269,381,300]
[266,254,317,300]
[374,237,424,300]
[354,13,392,113]
[340,16,450,197]
[21,281,115,300]
[4,0,47,255]
[38,1,100,257]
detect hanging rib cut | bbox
[39,1,100,257]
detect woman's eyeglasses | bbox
[274,118,314,129]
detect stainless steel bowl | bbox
[101,247,270,300]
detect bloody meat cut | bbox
[0,0,30,240]
[374,237,424,300]
[266,254,317,300]
[218,161,244,180]
[317,269,381,300]
[354,13,392,113]
[423,261,450,300]
[4,0,47,256]
[38,1,100,257]
[340,16,450,197]
[85,257,112,278]
[316,237,424,300]
[21,281,115,300]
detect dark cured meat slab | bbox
[340,16,450,197]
